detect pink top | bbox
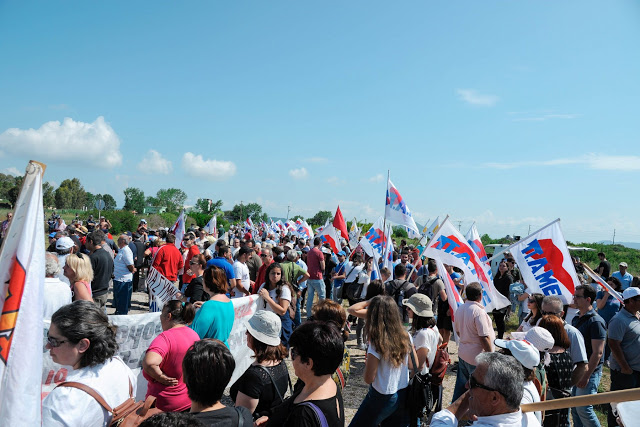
[143,326,200,412]
[72,280,92,300]
[454,300,495,365]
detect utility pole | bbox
[528,225,531,235]
[240,200,244,221]
[287,205,291,221]
[455,220,462,231]
[613,229,616,245]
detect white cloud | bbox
[326,176,345,186]
[0,117,122,168]
[509,110,580,122]
[307,157,328,163]
[289,167,308,180]
[2,166,20,176]
[456,89,499,106]
[138,150,172,175]
[182,152,236,180]
[484,154,640,171]
[367,173,384,183]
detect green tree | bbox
[156,188,187,212]
[124,187,146,213]
[0,173,18,200]
[229,202,267,222]
[309,210,332,227]
[102,194,117,210]
[55,178,86,209]
[43,181,55,208]
[7,176,23,206]
[195,198,223,214]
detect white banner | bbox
[146,266,181,312]
[42,295,258,401]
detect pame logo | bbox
[386,187,411,216]
[521,239,575,295]
[365,227,387,253]
[431,234,491,286]
[468,239,488,263]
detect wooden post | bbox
[521,387,640,413]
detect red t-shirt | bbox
[306,247,324,280]
[143,326,200,411]
[152,244,184,282]
[182,245,201,283]
[254,259,274,293]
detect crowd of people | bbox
[30,214,640,426]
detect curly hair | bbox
[51,300,118,368]
[365,296,412,367]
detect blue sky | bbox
[1,1,639,243]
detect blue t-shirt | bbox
[612,271,633,291]
[596,290,621,325]
[190,300,235,347]
[206,256,236,286]
[571,309,607,367]
[332,261,348,288]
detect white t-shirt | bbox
[413,326,440,374]
[367,334,413,395]
[233,260,250,298]
[44,278,72,319]
[345,263,363,282]
[113,245,134,282]
[522,380,542,424]
[257,283,292,314]
[42,357,136,427]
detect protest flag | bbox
[435,258,464,323]
[465,222,490,265]
[419,216,440,246]
[204,215,217,235]
[508,219,582,305]
[0,161,45,425]
[423,217,510,312]
[245,217,254,230]
[333,206,349,241]
[582,263,624,304]
[359,217,388,262]
[319,224,341,253]
[169,210,185,249]
[385,178,420,234]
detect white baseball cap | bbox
[494,338,540,370]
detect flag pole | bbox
[486,218,561,263]
[407,215,448,281]
[382,170,390,268]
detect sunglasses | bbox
[46,335,68,348]
[260,254,269,258]
[541,310,560,316]
[469,375,503,396]
[527,299,535,303]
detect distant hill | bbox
[598,241,640,250]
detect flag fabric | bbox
[435,258,464,323]
[204,215,217,235]
[348,218,360,249]
[509,219,581,305]
[0,161,45,425]
[406,226,421,240]
[245,217,254,230]
[423,218,510,312]
[297,220,313,240]
[583,267,624,304]
[359,217,389,262]
[465,223,490,265]
[169,210,185,249]
[382,223,394,271]
[385,179,419,234]
[419,216,440,246]
[318,224,341,253]
[333,206,349,241]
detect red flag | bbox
[333,206,349,241]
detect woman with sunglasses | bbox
[190,266,234,347]
[257,262,295,348]
[517,293,544,332]
[143,300,199,412]
[183,254,209,303]
[539,315,572,427]
[492,261,513,339]
[62,252,93,302]
[43,301,136,426]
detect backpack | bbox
[389,280,409,313]
[418,275,438,298]
[56,380,161,427]
[406,347,434,426]
[427,343,451,386]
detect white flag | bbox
[204,215,217,235]
[0,161,45,425]
[419,216,440,246]
[385,179,419,234]
[170,210,185,249]
[509,219,581,305]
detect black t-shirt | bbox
[86,219,96,232]
[230,362,289,418]
[90,247,114,297]
[598,260,611,278]
[193,406,253,427]
[493,272,513,299]
[267,385,344,427]
[185,276,210,303]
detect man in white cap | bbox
[55,236,76,286]
[612,262,633,291]
[607,287,640,425]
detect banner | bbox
[423,218,510,312]
[509,219,581,305]
[146,266,182,312]
[385,179,419,234]
[0,161,45,425]
[42,295,259,401]
[435,258,464,323]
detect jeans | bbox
[571,367,602,427]
[608,369,640,426]
[293,293,302,328]
[452,357,476,403]
[113,280,133,315]
[333,284,343,304]
[349,386,409,427]
[305,279,326,315]
[92,293,108,314]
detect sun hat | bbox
[55,237,75,250]
[246,311,282,347]
[494,338,540,370]
[402,293,434,317]
[525,326,555,367]
[622,287,640,300]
